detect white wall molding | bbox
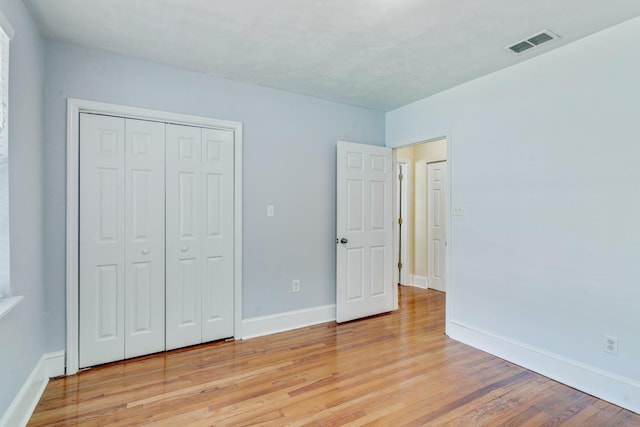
[0,295,23,320]
[0,11,15,40]
[44,350,65,378]
[0,352,59,427]
[409,275,428,289]
[429,281,446,293]
[448,320,640,414]
[242,305,336,340]
[386,131,451,149]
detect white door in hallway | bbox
[79,114,165,367]
[427,161,447,292]
[336,141,394,323]
[165,124,234,350]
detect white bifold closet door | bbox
[165,124,234,350]
[79,114,166,368]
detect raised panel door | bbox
[428,162,447,292]
[124,118,166,358]
[336,141,393,323]
[166,124,204,350]
[201,128,234,342]
[79,113,126,368]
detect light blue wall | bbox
[43,41,385,352]
[0,0,45,417]
[387,17,640,410]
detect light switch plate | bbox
[267,205,274,217]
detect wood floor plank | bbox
[28,287,640,426]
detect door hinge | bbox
[398,173,404,181]
[398,218,403,225]
[397,262,403,269]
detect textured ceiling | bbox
[25,0,640,111]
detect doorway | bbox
[394,137,448,293]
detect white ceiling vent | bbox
[505,30,560,54]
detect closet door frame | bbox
[66,98,243,375]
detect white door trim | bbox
[392,150,399,310]
[396,160,411,286]
[66,98,243,375]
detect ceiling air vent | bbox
[505,30,559,55]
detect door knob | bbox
[142,248,150,255]
[340,238,348,244]
[181,246,188,252]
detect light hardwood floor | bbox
[30,287,639,426]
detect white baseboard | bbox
[429,281,446,292]
[409,275,428,289]
[0,351,62,427]
[242,304,336,339]
[44,350,66,378]
[448,320,640,414]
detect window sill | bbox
[0,295,23,320]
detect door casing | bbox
[396,161,410,286]
[66,98,243,375]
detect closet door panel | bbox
[124,118,166,359]
[202,128,235,341]
[166,124,203,350]
[79,114,126,368]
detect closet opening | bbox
[65,99,243,374]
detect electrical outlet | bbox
[292,279,300,293]
[453,207,464,216]
[604,335,618,355]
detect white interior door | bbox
[124,118,166,359]
[70,101,241,373]
[201,128,234,342]
[336,141,394,323]
[79,114,126,367]
[80,115,166,367]
[165,125,235,349]
[427,161,447,292]
[166,124,203,349]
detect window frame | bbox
[0,11,16,316]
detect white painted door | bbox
[166,124,234,349]
[201,128,235,342]
[166,124,203,349]
[124,119,166,359]
[80,114,126,367]
[336,141,394,323]
[427,162,447,292]
[80,114,166,367]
